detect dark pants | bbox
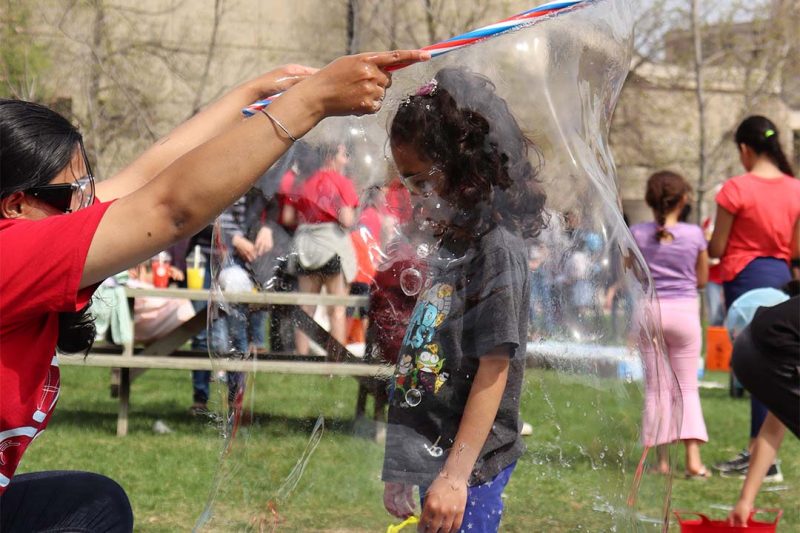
[732,326,800,439]
[0,471,133,532]
[723,257,791,438]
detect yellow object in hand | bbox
[386,515,419,533]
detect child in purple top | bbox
[631,222,707,299]
[632,171,711,478]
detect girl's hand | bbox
[290,50,430,118]
[384,482,416,519]
[418,474,467,533]
[728,499,752,526]
[245,64,318,100]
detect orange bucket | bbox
[674,510,782,532]
[705,326,733,371]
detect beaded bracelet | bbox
[260,108,297,142]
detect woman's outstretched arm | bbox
[81,50,429,288]
[96,65,317,201]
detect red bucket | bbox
[675,510,782,532]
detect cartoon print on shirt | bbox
[0,354,60,488]
[417,344,443,374]
[434,371,449,393]
[0,441,20,466]
[393,282,454,406]
[33,355,60,423]
[397,354,414,375]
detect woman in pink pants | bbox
[632,171,711,477]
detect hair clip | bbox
[764,129,776,138]
[414,78,438,97]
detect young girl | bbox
[631,171,710,478]
[709,116,800,478]
[381,68,546,533]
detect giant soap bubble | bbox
[197,0,682,530]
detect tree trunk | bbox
[690,0,706,224]
[346,0,357,54]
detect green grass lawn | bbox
[18,366,798,532]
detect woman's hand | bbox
[418,474,467,533]
[384,482,416,519]
[288,50,430,118]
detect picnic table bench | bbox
[59,287,388,436]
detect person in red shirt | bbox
[0,50,428,531]
[709,115,800,479]
[289,143,360,354]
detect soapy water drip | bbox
[274,416,325,502]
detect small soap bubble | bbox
[416,243,432,258]
[400,268,423,296]
[405,388,422,407]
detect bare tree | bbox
[30,0,233,176]
[614,0,796,222]
[0,0,52,99]
[690,0,708,220]
[348,0,514,53]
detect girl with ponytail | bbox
[631,171,711,477]
[709,115,800,479]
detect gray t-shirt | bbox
[382,225,530,487]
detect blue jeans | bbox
[191,261,268,404]
[529,270,554,335]
[419,462,516,533]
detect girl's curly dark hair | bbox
[390,67,547,239]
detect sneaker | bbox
[188,402,208,416]
[714,450,750,472]
[764,463,784,483]
[719,462,783,483]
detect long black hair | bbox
[735,115,795,177]
[390,67,547,239]
[0,99,96,354]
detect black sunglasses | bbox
[25,143,96,213]
[27,177,95,213]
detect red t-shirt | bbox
[359,206,383,248]
[0,201,112,493]
[368,242,427,364]
[295,169,359,225]
[715,173,800,282]
[351,207,384,285]
[276,169,297,229]
[383,178,412,224]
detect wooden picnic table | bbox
[60,287,380,436]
